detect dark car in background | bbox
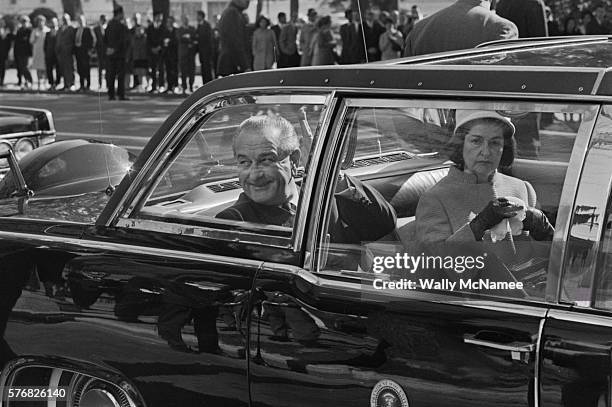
[2,36,612,407]
[0,106,56,176]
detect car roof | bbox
[193,36,612,99]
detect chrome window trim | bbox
[547,308,612,328]
[547,105,601,303]
[592,69,608,95]
[0,229,264,269]
[115,217,293,248]
[306,98,348,272]
[293,92,337,252]
[388,64,605,73]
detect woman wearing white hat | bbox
[415,109,554,246]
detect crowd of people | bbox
[0,0,426,98]
[1,0,612,98]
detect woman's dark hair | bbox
[255,15,270,28]
[316,15,331,29]
[447,118,516,171]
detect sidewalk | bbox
[0,67,207,98]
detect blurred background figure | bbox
[379,13,403,60]
[279,12,300,67]
[579,10,593,34]
[299,8,317,66]
[105,6,130,100]
[272,12,287,67]
[340,9,365,64]
[14,15,33,89]
[146,12,164,93]
[217,0,250,76]
[196,10,213,85]
[252,15,276,70]
[56,13,75,91]
[74,14,94,91]
[312,15,336,65]
[94,15,107,90]
[362,9,384,62]
[129,25,148,91]
[586,4,609,34]
[162,15,178,93]
[177,15,196,93]
[0,19,13,88]
[129,13,142,88]
[496,0,548,37]
[44,17,60,90]
[564,15,582,36]
[30,15,49,91]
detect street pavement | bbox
[1,68,187,155]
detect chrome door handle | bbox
[463,334,535,362]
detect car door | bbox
[248,97,598,407]
[0,91,330,407]
[540,104,612,407]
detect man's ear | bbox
[290,149,301,167]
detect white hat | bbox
[454,110,515,138]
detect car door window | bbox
[314,99,596,301]
[123,93,328,243]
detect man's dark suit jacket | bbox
[496,0,548,38]
[586,19,610,35]
[196,21,213,61]
[340,22,365,64]
[362,21,385,61]
[217,3,249,76]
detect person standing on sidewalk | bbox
[14,16,33,89]
[44,17,59,90]
[195,11,213,85]
[74,14,95,91]
[161,16,179,93]
[30,15,49,90]
[217,0,250,76]
[0,19,14,88]
[177,15,196,94]
[93,15,107,90]
[146,12,165,93]
[105,6,130,100]
[56,14,75,91]
[279,12,300,67]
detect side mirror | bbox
[0,141,34,199]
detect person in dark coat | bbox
[14,16,33,88]
[74,14,95,91]
[177,15,196,93]
[195,11,213,85]
[271,12,286,67]
[161,16,179,93]
[279,12,300,67]
[93,15,107,89]
[146,12,165,92]
[0,19,14,87]
[340,9,365,64]
[403,0,518,57]
[104,6,130,100]
[43,17,59,89]
[496,0,548,38]
[217,0,250,76]
[56,13,75,90]
[362,9,384,62]
[586,5,610,35]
